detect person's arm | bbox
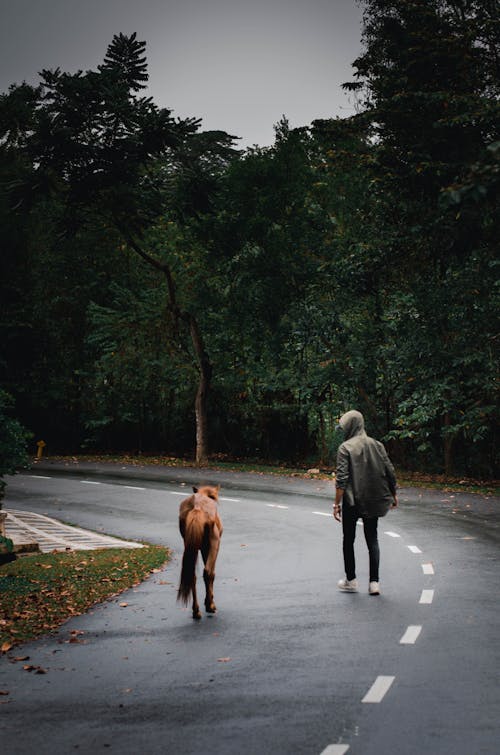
[333,486,343,521]
[333,444,349,521]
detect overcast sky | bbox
[0,0,364,149]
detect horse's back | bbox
[180,488,219,521]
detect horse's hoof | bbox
[206,604,217,614]
[193,611,202,620]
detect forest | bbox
[0,0,498,480]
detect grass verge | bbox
[0,545,170,650]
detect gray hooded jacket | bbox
[336,410,397,518]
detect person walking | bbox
[333,409,398,595]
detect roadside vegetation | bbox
[0,545,170,649]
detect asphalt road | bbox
[1,461,499,755]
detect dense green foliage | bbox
[0,390,31,503]
[1,2,498,477]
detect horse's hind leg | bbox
[202,569,216,613]
[191,576,201,620]
[202,528,221,613]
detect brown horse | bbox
[177,485,223,620]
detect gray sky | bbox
[0,0,364,149]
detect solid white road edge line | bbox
[28,475,52,479]
[400,625,422,644]
[81,481,101,485]
[422,563,435,575]
[419,589,434,604]
[362,675,395,703]
[122,485,146,490]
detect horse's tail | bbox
[177,509,206,605]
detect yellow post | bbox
[36,440,46,459]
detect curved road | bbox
[1,463,499,754]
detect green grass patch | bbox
[0,545,170,649]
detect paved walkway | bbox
[4,509,144,553]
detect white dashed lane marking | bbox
[422,563,435,575]
[266,503,289,509]
[408,545,422,554]
[313,511,331,517]
[320,745,350,754]
[419,589,434,604]
[400,625,422,644]
[22,477,241,502]
[362,675,395,703]
[384,531,401,538]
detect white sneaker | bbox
[369,581,380,595]
[338,578,358,592]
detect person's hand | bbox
[333,503,341,522]
[391,495,398,508]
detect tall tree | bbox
[0,33,239,464]
[340,0,499,473]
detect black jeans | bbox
[342,502,380,582]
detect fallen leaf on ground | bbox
[217,657,231,662]
[1,642,13,654]
[119,602,128,607]
[0,690,9,695]
[22,664,47,674]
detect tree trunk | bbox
[189,315,213,466]
[122,236,214,466]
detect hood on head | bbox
[339,410,365,440]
